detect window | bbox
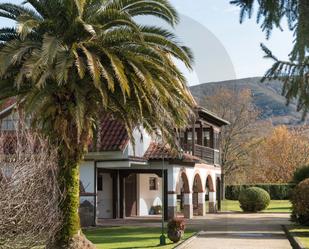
[149,177,158,190]
[203,130,210,147]
[179,131,185,145]
[187,131,197,143]
[1,115,18,131]
[97,175,103,191]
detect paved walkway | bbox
[184,213,292,249]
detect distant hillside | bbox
[190,77,307,126]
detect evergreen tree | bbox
[231,0,309,117]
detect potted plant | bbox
[154,205,162,214]
[167,218,185,243]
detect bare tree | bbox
[203,88,261,195]
[0,118,62,249]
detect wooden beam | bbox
[192,119,196,155]
[210,127,214,148]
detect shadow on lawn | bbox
[110,245,171,249]
[266,207,291,211]
[292,230,309,240]
[84,227,180,248]
[86,234,176,249]
[85,235,163,244]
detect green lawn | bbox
[221,200,292,213]
[84,226,196,249]
[289,226,309,249]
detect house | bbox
[0,100,229,227]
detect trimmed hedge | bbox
[239,187,270,212]
[226,184,294,200]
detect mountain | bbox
[190,77,307,126]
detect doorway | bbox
[125,173,137,217]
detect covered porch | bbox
[79,154,222,227]
[95,168,168,221]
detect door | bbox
[125,174,137,217]
[97,173,113,219]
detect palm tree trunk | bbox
[59,159,81,243]
[51,153,95,249]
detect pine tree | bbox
[231,0,309,117]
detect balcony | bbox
[181,143,220,165]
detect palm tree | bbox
[0,0,194,247]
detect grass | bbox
[289,226,309,249]
[84,226,196,249]
[221,200,292,213]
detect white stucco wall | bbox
[128,128,152,157]
[80,161,95,193]
[138,174,162,216]
[97,173,113,219]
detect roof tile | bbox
[98,116,129,151]
[144,142,201,163]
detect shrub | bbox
[225,185,245,200]
[239,187,270,212]
[293,166,309,184]
[290,179,309,226]
[167,218,185,243]
[150,205,162,214]
[226,184,294,200]
[167,218,185,231]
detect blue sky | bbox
[170,0,293,84]
[0,0,294,85]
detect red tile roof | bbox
[144,142,201,163]
[98,116,129,151]
[0,98,16,112]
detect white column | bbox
[209,191,217,213]
[167,192,177,219]
[197,192,206,216]
[183,193,193,219]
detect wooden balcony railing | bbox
[181,143,220,165]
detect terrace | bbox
[180,119,221,165]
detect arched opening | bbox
[205,175,215,213]
[192,174,203,215]
[175,171,190,216]
[205,175,214,192]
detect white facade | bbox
[0,102,227,226]
[97,173,113,219]
[137,173,162,216]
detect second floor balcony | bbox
[181,143,220,165]
[179,119,221,165]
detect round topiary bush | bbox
[293,166,309,184]
[239,187,270,212]
[290,178,309,226]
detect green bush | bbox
[290,179,309,226]
[293,166,309,184]
[226,184,294,200]
[225,185,245,200]
[239,187,271,212]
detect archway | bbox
[205,175,215,193]
[205,175,216,213]
[192,173,203,216]
[175,171,190,217]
